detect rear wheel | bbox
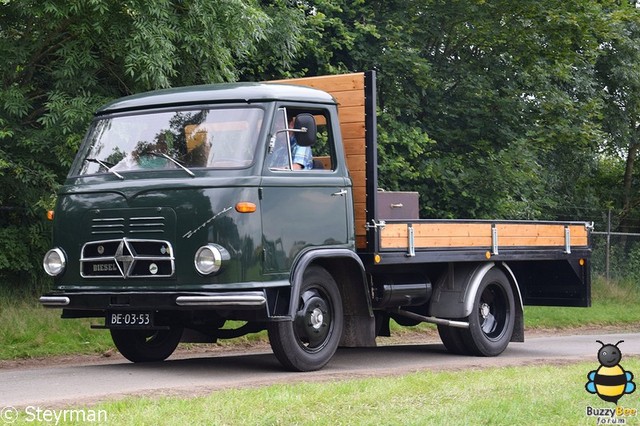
[268,265,343,371]
[460,268,515,356]
[110,327,183,362]
[437,324,469,355]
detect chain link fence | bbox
[591,231,640,282]
[554,208,640,283]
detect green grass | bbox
[1,276,639,360]
[525,276,640,329]
[0,298,114,359]
[11,359,640,425]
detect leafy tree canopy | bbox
[0,0,301,282]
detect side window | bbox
[268,108,292,170]
[267,107,336,172]
[312,111,335,171]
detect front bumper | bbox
[39,291,267,311]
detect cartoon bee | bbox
[585,340,636,404]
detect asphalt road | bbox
[1,331,639,408]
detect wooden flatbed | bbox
[281,72,591,263]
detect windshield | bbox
[74,107,263,176]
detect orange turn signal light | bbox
[47,210,55,221]
[235,202,256,213]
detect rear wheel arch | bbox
[430,262,523,322]
[432,262,524,356]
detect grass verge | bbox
[0,275,638,360]
[12,359,639,426]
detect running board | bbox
[392,309,469,329]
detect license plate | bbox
[106,311,154,328]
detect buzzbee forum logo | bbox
[585,340,636,404]
[584,340,637,424]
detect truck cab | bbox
[42,82,369,371]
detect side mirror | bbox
[293,113,317,147]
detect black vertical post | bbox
[606,208,611,282]
[364,70,378,253]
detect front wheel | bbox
[459,268,515,356]
[110,327,183,363]
[268,265,343,371]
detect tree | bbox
[0,0,302,288]
[595,2,640,234]
[284,0,614,219]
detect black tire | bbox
[460,268,515,356]
[437,324,469,355]
[110,327,183,363]
[268,265,343,371]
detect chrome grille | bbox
[91,216,165,235]
[81,238,174,278]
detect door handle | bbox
[332,189,347,196]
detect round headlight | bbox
[43,248,66,277]
[194,244,229,275]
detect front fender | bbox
[288,248,368,316]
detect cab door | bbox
[260,106,351,274]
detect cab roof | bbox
[96,82,336,115]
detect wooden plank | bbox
[313,156,332,170]
[331,90,365,108]
[338,106,366,124]
[270,73,365,92]
[382,236,493,249]
[352,185,367,200]
[346,154,366,171]
[569,225,589,246]
[496,224,564,237]
[349,170,366,185]
[412,223,492,238]
[380,222,589,250]
[344,138,366,155]
[341,122,366,140]
[496,223,589,247]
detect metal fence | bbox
[591,231,640,282]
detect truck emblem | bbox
[149,263,158,275]
[160,246,167,255]
[114,239,135,276]
[97,245,105,255]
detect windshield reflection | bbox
[76,107,263,176]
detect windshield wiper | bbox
[149,152,195,177]
[85,158,124,180]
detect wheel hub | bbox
[309,307,324,330]
[480,302,491,319]
[293,290,332,349]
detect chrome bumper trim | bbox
[39,296,71,307]
[175,292,266,307]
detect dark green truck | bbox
[41,72,592,371]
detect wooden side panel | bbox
[270,73,368,248]
[381,222,590,251]
[381,223,492,249]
